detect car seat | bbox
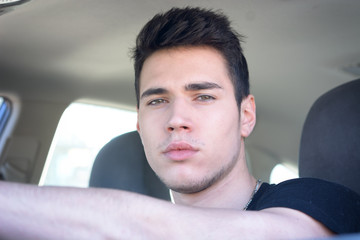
[89,131,170,200]
[299,79,360,195]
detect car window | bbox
[270,163,298,184]
[39,102,137,187]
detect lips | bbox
[163,142,198,161]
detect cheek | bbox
[138,110,160,133]
[138,112,164,156]
[203,106,241,153]
[139,129,159,172]
[206,105,240,133]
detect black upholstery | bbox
[299,79,360,195]
[89,131,170,201]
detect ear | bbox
[240,95,256,138]
[136,107,141,133]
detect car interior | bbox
[0,0,359,237]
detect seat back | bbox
[89,131,170,201]
[299,79,360,195]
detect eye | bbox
[196,95,215,102]
[147,98,167,106]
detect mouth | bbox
[163,142,199,161]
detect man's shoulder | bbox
[267,177,358,194]
[248,177,360,234]
[251,177,360,210]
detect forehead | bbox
[139,47,232,92]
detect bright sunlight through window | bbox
[40,102,137,187]
[270,164,298,184]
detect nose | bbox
[166,99,193,133]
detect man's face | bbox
[137,47,252,194]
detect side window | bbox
[40,102,137,187]
[0,97,11,138]
[270,163,298,184]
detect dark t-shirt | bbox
[247,178,360,234]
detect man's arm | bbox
[0,181,332,239]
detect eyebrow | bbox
[140,88,168,100]
[185,82,223,91]
[140,82,223,100]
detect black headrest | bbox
[299,79,360,195]
[89,131,170,200]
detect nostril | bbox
[167,125,190,132]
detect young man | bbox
[0,7,359,239]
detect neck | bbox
[170,161,257,210]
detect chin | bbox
[162,173,219,194]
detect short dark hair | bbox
[132,7,249,108]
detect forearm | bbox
[0,181,332,239]
[0,181,167,239]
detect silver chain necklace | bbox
[243,179,262,210]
